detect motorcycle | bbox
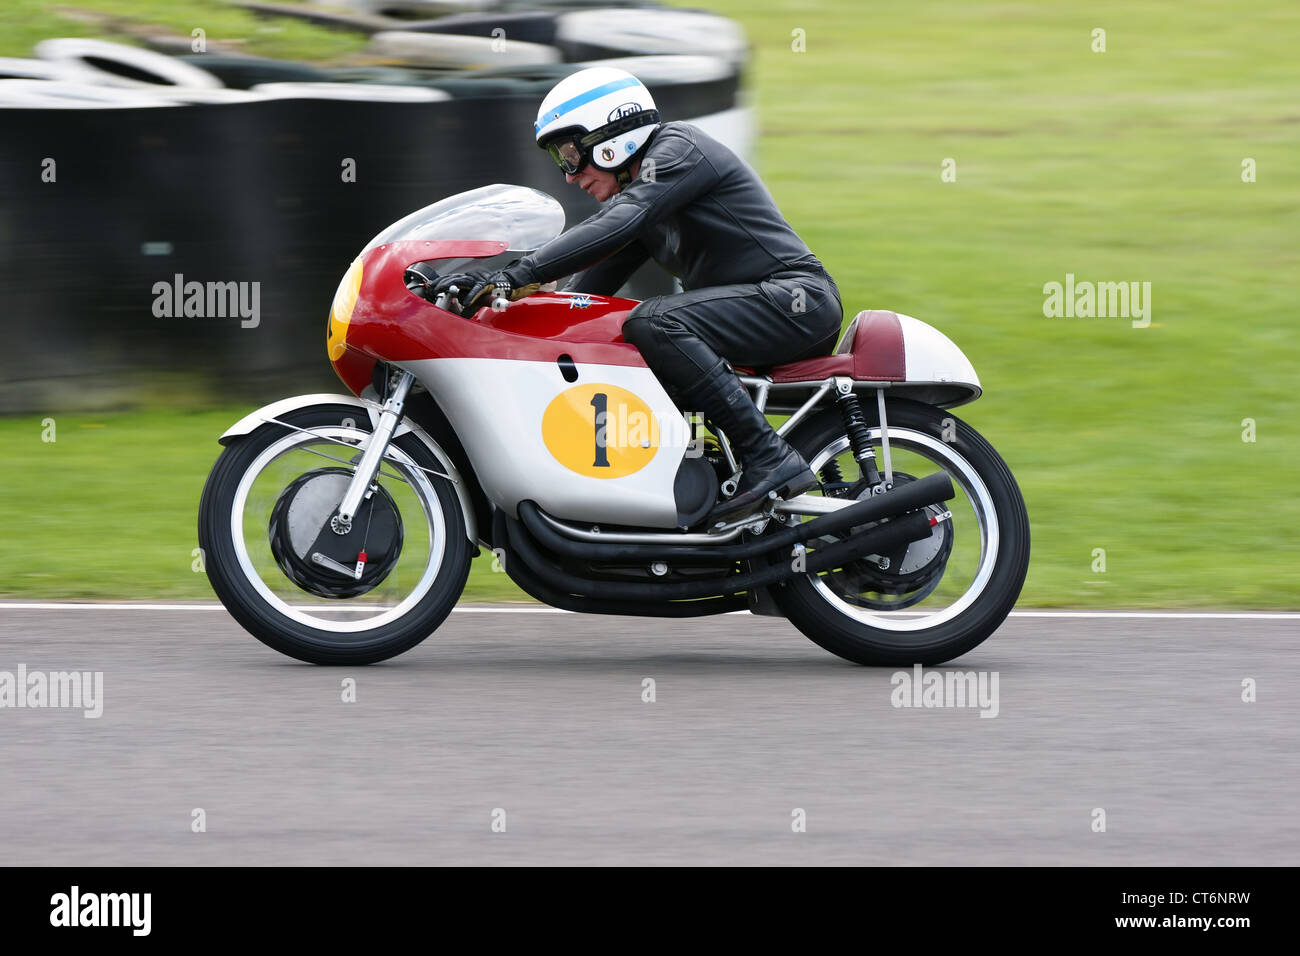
[198,183,1030,666]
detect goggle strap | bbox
[577,109,661,149]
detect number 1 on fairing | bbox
[590,392,610,467]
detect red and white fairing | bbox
[321,185,982,529]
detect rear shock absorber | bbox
[834,388,882,487]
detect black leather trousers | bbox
[621,269,843,404]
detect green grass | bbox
[0,0,368,62]
[2,0,1297,606]
[697,0,1300,606]
[0,409,526,602]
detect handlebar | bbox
[432,283,512,316]
[433,285,458,312]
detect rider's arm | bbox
[563,240,651,295]
[510,128,719,287]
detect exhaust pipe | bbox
[517,471,955,566]
[489,510,748,618]
[503,507,941,602]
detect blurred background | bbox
[0,0,753,409]
[0,0,1296,607]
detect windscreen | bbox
[363,183,565,253]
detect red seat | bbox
[732,310,907,383]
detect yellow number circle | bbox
[542,384,660,478]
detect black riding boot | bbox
[682,361,818,523]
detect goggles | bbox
[541,110,661,176]
[545,135,588,175]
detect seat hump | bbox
[767,310,906,383]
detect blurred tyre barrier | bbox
[0,57,80,81]
[0,9,751,413]
[360,1,515,18]
[249,82,451,102]
[176,54,331,90]
[404,75,532,98]
[398,11,560,46]
[232,0,398,35]
[147,88,275,105]
[347,0,652,16]
[367,30,561,69]
[556,8,749,68]
[326,65,428,84]
[0,79,175,108]
[34,38,223,90]
[460,61,584,89]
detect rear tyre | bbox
[771,399,1029,666]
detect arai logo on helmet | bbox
[608,102,643,122]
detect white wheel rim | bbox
[229,426,446,634]
[806,428,1000,632]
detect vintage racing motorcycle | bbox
[198,184,1030,666]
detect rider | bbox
[430,67,844,522]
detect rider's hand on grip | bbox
[428,270,500,316]
[431,265,540,317]
[429,273,476,314]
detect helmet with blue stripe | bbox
[535,67,660,184]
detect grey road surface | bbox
[0,606,1295,865]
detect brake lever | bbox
[433,284,459,312]
[434,283,506,317]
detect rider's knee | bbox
[621,313,649,349]
[621,303,669,349]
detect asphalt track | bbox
[1,605,1296,866]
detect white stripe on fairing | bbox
[0,603,1297,620]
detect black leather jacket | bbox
[510,121,833,295]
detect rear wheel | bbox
[771,399,1029,665]
[198,405,472,664]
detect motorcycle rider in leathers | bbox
[431,67,845,523]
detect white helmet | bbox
[534,67,660,183]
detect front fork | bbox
[330,368,416,534]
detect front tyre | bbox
[198,404,472,664]
[772,399,1029,666]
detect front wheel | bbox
[770,399,1029,666]
[198,404,472,664]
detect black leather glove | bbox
[430,262,540,317]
